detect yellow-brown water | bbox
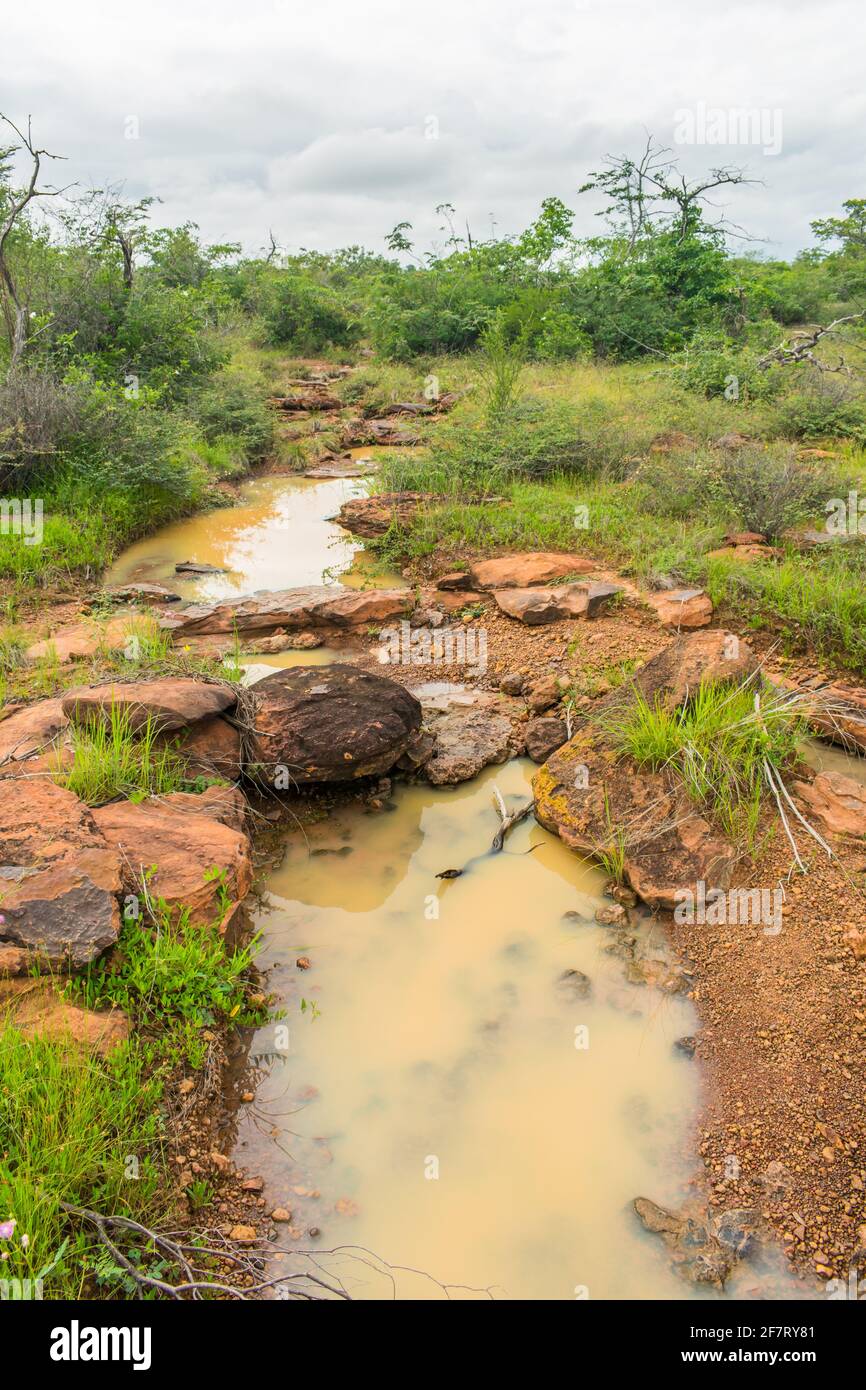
[106,474,400,602]
[234,761,730,1300]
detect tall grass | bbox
[56,704,187,804]
[601,680,805,848]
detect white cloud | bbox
[3,0,864,257]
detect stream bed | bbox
[112,472,810,1299]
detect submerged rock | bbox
[248,664,422,785]
[633,1197,733,1288]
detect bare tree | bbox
[0,114,69,365]
[756,314,865,374]
[580,135,759,249]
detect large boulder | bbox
[172,714,243,781]
[0,782,122,970]
[247,664,422,785]
[161,585,410,637]
[92,795,252,926]
[63,678,236,733]
[468,553,596,589]
[804,681,866,753]
[25,616,137,664]
[495,581,622,625]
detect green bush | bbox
[767,374,866,444]
[194,374,273,458]
[263,274,357,352]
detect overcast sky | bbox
[4,0,864,261]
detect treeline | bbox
[0,118,864,578]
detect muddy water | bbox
[235,761,719,1300]
[105,474,401,602]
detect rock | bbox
[162,585,411,637]
[248,664,422,785]
[172,714,243,781]
[525,674,561,713]
[248,630,323,653]
[712,1208,759,1258]
[803,681,866,753]
[723,530,767,546]
[647,588,713,630]
[633,1198,732,1288]
[409,608,445,629]
[495,581,622,625]
[0,782,121,970]
[25,616,138,664]
[0,978,128,1054]
[595,903,626,925]
[793,771,866,837]
[557,968,592,999]
[630,630,758,711]
[674,1035,697,1057]
[228,1225,257,1243]
[524,716,568,763]
[706,543,780,562]
[468,553,596,589]
[63,678,236,734]
[395,728,436,772]
[625,958,685,992]
[92,796,252,926]
[336,493,428,538]
[104,582,182,603]
[271,1208,292,1222]
[0,697,68,766]
[534,734,735,912]
[437,572,473,591]
[175,561,226,574]
[498,672,525,696]
[423,708,513,785]
[160,784,249,835]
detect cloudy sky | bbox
[4,0,864,260]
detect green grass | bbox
[0,1026,167,1298]
[56,704,188,804]
[601,679,806,848]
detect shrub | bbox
[704,443,843,538]
[767,373,866,444]
[194,375,273,458]
[263,274,357,352]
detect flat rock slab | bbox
[63,678,236,733]
[0,697,69,765]
[248,663,422,785]
[495,581,622,625]
[26,615,138,664]
[161,585,410,637]
[647,588,713,629]
[92,796,253,927]
[103,583,182,603]
[469,553,596,589]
